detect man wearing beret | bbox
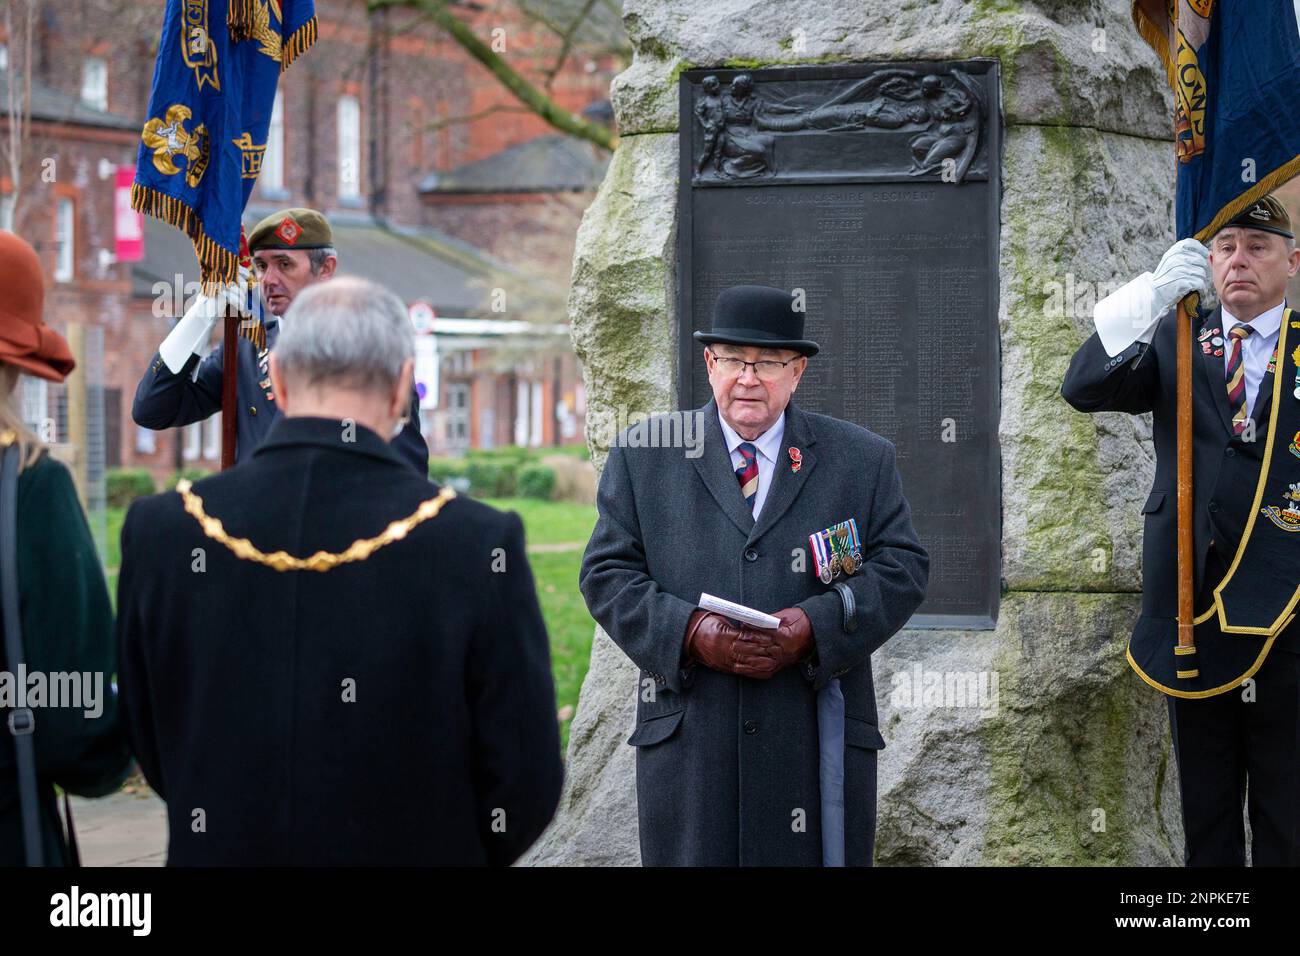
[1062,195,1300,865]
[132,207,428,471]
[580,283,929,866]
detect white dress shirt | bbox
[1220,301,1286,420]
[719,404,844,864]
[718,408,786,518]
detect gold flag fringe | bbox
[228,0,259,43]
[130,182,239,290]
[239,318,267,351]
[1130,0,1177,90]
[280,16,318,72]
[1194,155,1300,244]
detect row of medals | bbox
[818,524,863,585]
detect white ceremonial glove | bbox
[157,269,250,374]
[1092,238,1211,357]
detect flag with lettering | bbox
[1131,0,1300,240]
[131,1,317,288]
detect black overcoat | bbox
[579,398,928,866]
[117,416,563,865]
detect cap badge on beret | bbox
[1219,194,1294,239]
[275,217,302,245]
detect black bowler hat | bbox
[694,284,820,356]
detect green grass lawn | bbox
[105,496,597,751]
[480,496,596,546]
[483,496,597,751]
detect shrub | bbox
[428,457,467,484]
[517,464,556,501]
[106,468,156,508]
[466,459,518,497]
[164,468,213,491]
[466,447,532,466]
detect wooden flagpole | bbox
[1176,297,1196,660]
[220,305,238,470]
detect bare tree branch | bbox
[367,0,616,152]
[412,101,530,134]
[1,0,37,231]
[540,0,599,94]
[512,0,631,72]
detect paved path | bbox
[69,784,167,866]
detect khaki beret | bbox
[248,207,334,252]
[1218,194,1294,240]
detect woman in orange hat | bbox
[0,231,132,866]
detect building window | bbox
[183,422,202,461]
[261,90,285,195]
[19,377,48,438]
[54,198,75,282]
[530,381,544,446]
[202,414,221,461]
[446,383,469,450]
[514,379,529,446]
[134,425,157,455]
[81,57,108,111]
[337,95,361,200]
[0,45,9,72]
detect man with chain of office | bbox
[117,277,562,864]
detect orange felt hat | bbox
[0,230,75,382]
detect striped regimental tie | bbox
[735,441,759,511]
[1226,323,1256,435]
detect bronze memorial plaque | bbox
[677,61,1001,627]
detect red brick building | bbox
[2,0,615,482]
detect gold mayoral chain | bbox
[175,479,457,572]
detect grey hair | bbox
[308,246,338,275]
[274,277,414,394]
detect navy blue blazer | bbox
[132,318,429,473]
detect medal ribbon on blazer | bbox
[1204,308,1300,635]
[809,518,861,584]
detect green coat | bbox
[0,453,132,865]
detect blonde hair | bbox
[0,363,46,471]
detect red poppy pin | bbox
[789,447,802,473]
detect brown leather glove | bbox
[683,609,782,679]
[761,607,815,671]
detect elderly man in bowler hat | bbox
[580,284,929,866]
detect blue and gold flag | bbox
[132,0,317,288]
[1132,0,1300,240]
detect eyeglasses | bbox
[707,349,797,381]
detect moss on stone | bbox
[665,58,694,90]
[981,592,1142,864]
[998,124,1118,590]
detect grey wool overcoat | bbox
[579,397,928,866]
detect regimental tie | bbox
[735,442,759,511]
[1226,323,1256,435]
